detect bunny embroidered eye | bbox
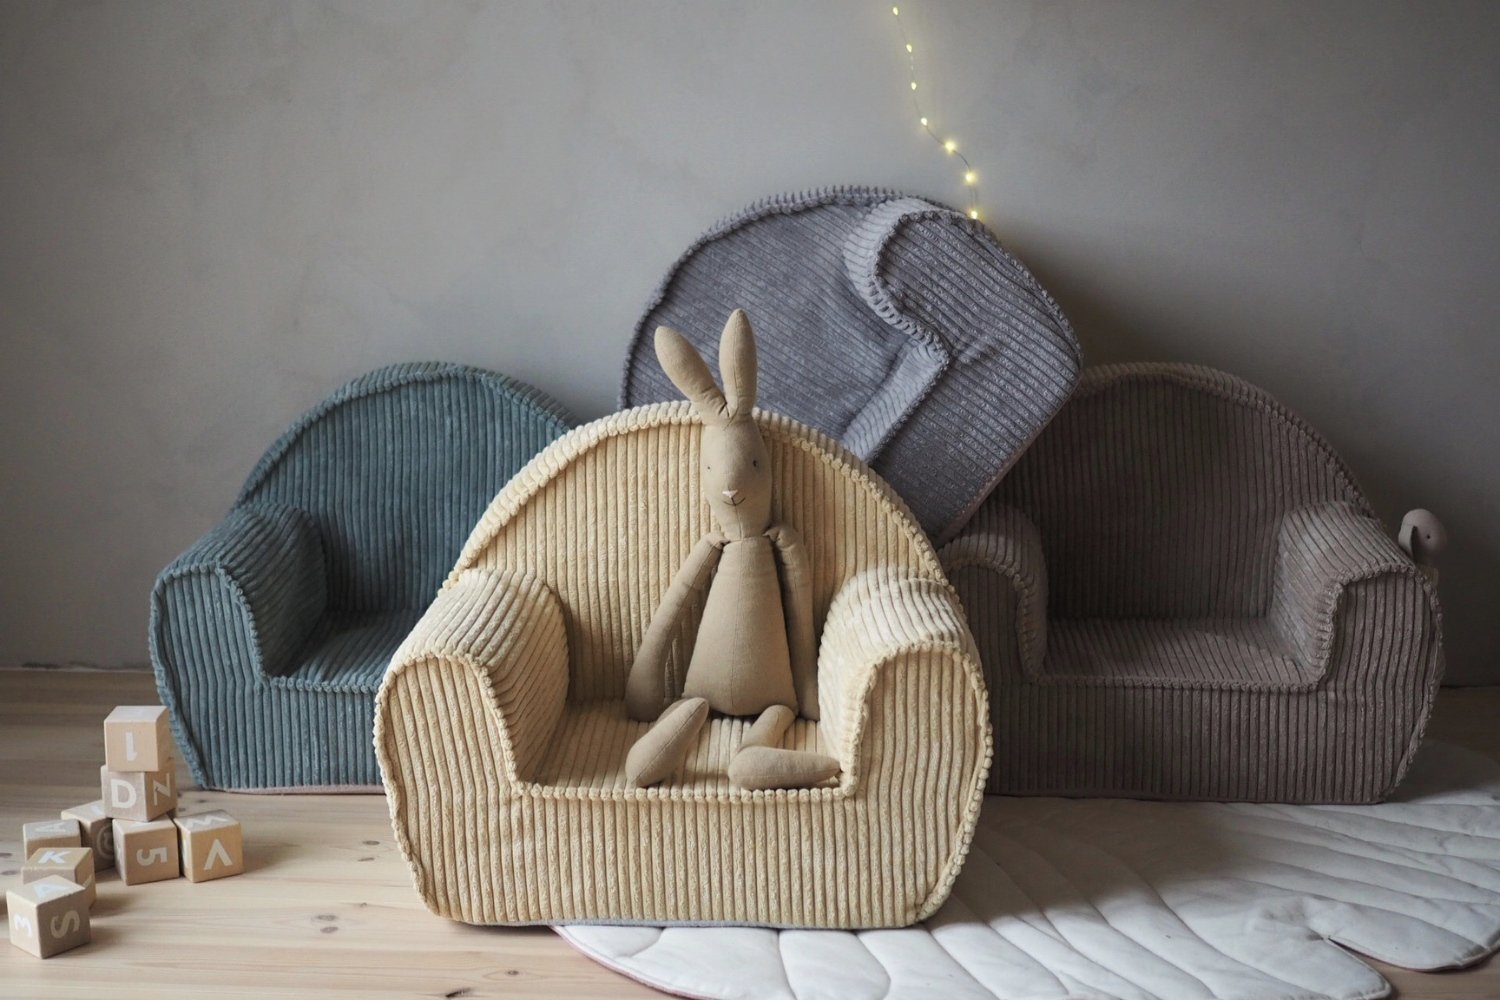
[752,460,759,468]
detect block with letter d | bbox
[100,762,176,821]
[175,810,245,882]
[6,876,91,958]
[112,817,180,885]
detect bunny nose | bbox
[721,489,740,502]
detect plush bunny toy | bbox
[624,309,841,791]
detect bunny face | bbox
[656,309,774,539]
[701,418,772,537]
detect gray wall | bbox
[2,1,1496,682]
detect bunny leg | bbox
[728,705,840,791]
[626,697,709,788]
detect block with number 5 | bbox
[112,817,180,885]
[175,811,244,882]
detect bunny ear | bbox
[718,309,758,418]
[655,325,729,424]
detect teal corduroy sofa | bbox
[150,363,571,790]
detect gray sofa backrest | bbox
[621,187,1080,542]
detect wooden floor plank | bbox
[2,668,1497,997]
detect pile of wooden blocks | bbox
[7,705,245,959]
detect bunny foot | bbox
[627,697,709,788]
[729,747,840,790]
[729,705,839,790]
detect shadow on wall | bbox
[1017,241,1495,687]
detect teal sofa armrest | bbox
[151,502,326,685]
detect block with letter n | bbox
[175,810,244,882]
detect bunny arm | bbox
[625,531,728,721]
[768,523,818,720]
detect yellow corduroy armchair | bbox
[374,403,990,929]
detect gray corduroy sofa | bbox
[620,187,1081,543]
[942,363,1444,803]
[150,363,571,790]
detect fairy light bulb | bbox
[891,3,984,222]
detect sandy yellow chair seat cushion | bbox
[375,403,990,928]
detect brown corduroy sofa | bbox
[942,363,1443,803]
[374,403,990,928]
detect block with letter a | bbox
[103,705,173,772]
[175,810,245,882]
[100,762,177,821]
[6,876,91,958]
[21,818,81,858]
[23,846,96,908]
[112,817,181,885]
[60,799,115,872]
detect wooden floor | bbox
[2,669,1497,999]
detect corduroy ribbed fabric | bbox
[374,403,991,928]
[619,187,1081,543]
[942,363,1444,803]
[150,363,572,790]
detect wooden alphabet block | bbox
[175,811,244,882]
[23,847,95,908]
[112,817,180,885]
[60,800,115,872]
[6,876,91,958]
[104,705,173,772]
[100,762,177,821]
[21,818,81,858]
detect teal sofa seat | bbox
[150,363,571,790]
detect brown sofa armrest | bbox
[1269,501,1439,680]
[939,505,1048,676]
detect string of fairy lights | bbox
[890,4,982,221]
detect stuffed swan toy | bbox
[624,309,841,791]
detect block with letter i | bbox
[100,762,176,821]
[60,800,115,872]
[23,846,95,908]
[176,811,244,882]
[104,705,172,771]
[22,818,81,858]
[7,876,91,958]
[113,817,180,885]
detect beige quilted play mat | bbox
[559,741,1500,1000]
